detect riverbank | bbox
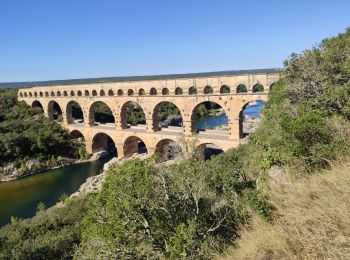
[0,151,109,182]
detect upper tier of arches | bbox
[19,82,276,98]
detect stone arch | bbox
[108,89,114,96]
[152,101,183,131]
[70,90,75,96]
[239,99,266,138]
[39,92,43,97]
[237,84,247,93]
[69,129,85,140]
[175,87,183,95]
[84,90,90,96]
[69,130,86,154]
[128,89,134,96]
[191,101,228,133]
[31,100,43,110]
[48,101,63,121]
[123,136,148,158]
[150,88,157,95]
[189,86,197,95]
[117,89,123,96]
[50,91,54,97]
[24,92,28,97]
[57,91,61,97]
[34,92,38,97]
[155,138,182,161]
[162,88,169,95]
[91,132,117,156]
[120,101,146,129]
[100,89,105,96]
[28,92,32,97]
[19,92,23,97]
[138,88,145,96]
[270,82,276,90]
[220,85,230,94]
[89,101,115,126]
[92,90,98,96]
[66,100,84,124]
[195,143,223,161]
[45,91,49,97]
[77,91,82,96]
[203,85,213,94]
[252,83,264,93]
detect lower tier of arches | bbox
[67,125,239,161]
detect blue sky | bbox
[0,0,349,82]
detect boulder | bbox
[90,150,109,161]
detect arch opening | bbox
[252,83,264,93]
[100,90,105,96]
[117,89,123,96]
[84,90,90,96]
[70,91,75,97]
[138,88,145,96]
[270,83,276,90]
[92,133,117,156]
[192,101,228,133]
[189,87,197,95]
[89,101,115,126]
[203,85,213,94]
[108,89,114,96]
[220,85,230,94]
[237,84,248,93]
[150,88,157,95]
[123,136,147,158]
[45,92,49,97]
[239,100,266,138]
[68,130,88,159]
[128,89,134,96]
[162,88,169,95]
[77,91,82,96]
[48,101,63,121]
[63,91,68,97]
[152,101,182,131]
[120,101,146,129]
[31,100,43,112]
[92,90,97,96]
[155,139,182,162]
[175,87,183,95]
[66,101,84,124]
[195,143,223,161]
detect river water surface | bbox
[0,159,107,227]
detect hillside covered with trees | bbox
[1,28,350,259]
[0,89,81,180]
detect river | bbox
[0,159,107,227]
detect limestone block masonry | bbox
[18,69,280,157]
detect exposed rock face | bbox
[268,165,288,185]
[0,159,73,182]
[90,150,109,161]
[70,153,149,198]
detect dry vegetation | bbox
[219,163,350,259]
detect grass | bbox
[219,163,350,259]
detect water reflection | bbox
[0,158,107,227]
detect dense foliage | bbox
[0,89,79,169]
[252,27,350,173]
[75,150,259,259]
[0,196,89,260]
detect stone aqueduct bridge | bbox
[18,69,280,158]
